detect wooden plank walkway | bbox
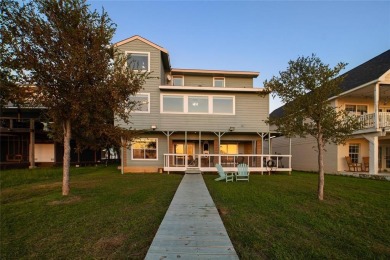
[145,174,239,259]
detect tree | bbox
[264,54,361,200]
[2,0,148,195]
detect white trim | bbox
[213,77,225,87]
[160,94,235,115]
[131,138,158,161]
[125,51,150,72]
[344,103,369,115]
[172,75,184,86]
[131,93,150,113]
[159,85,264,93]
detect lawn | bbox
[0,166,182,259]
[204,172,390,259]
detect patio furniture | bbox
[362,157,369,171]
[235,163,250,182]
[215,164,234,182]
[345,156,362,172]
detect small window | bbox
[213,77,225,87]
[173,76,184,86]
[162,95,184,113]
[129,93,150,113]
[132,138,157,160]
[213,96,234,114]
[126,52,149,71]
[349,144,360,163]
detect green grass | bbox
[204,172,390,259]
[1,166,182,259]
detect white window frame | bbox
[130,93,150,113]
[213,77,225,87]
[131,138,158,161]
[349,143,360,164]
[125,51,150,72]
[172,75,184,86]
[160,94,235,115]
[345,104,368,116]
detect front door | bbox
[174,143,195,166]
[380,146,390,171]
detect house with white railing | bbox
[270,50,390,175]
[114,35,291,173]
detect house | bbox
[114,35,291,173]
[270,49,390,175]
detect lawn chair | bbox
[235,163,250,182]
[345,156,362,172]
[362,157,369,171]
[215,164,234,182]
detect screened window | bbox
[345,104,367,115]
[349,144,360,163]
[127,52,149,71]
[220,144,238,154]
[188,96,208,113]
[162,95,184,113]
[173,76,184,86]
[213,97,234,114]
[132,138,157,160]
[214,77,225,87]
[129,93,149,113]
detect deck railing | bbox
[358,112,390,129]
[163,153,292,172]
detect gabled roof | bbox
[113,35,171,70]
[338,49,390,92]
[270,49,390,118]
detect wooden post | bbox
[29,119,35,169]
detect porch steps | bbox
[185,168,202,174]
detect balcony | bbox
[163,153,292,173]
[358,112,390,130]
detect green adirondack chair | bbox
[215,164,234,182]
[235,163,250,181]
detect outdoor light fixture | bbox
[229,127,235,132]
[151,125,157,130]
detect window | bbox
[213,97,234,114]
[220,144,238,154]
[126,52,149,71]
[345,104,367,115]
[132,138,157,160]
[213,77,225,87]
[349,144,360,163]
[188,96,208,113]
[173,76,184,86]
[162,95,184,113]
[161,94,235,115]
[129,93,150,113]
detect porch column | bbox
[374,83,380,129]
[214,132,225,164]
[365,134,379,175]
[29,119,35,169]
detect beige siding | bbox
[172,75,253,88]
[383,70,390,82]
[337,138,369,172]
[226,77,253,88]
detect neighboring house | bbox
[0,106,101,169]
[114,35,291,173]
[270,50,390,175]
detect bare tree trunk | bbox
[62,119,71,196]
[317,133,324,201]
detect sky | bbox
[88,0,390,112]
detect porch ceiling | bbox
[340,84,390,100]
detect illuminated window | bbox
[132,138,157,160]
[220,144,238,154]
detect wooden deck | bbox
[145,174,239,259]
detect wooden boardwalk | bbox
[145,174,239,259]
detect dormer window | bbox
[173,76,184,86]
[213,77,225,87]
[126,52,150,71]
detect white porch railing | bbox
[359,112,390,129]
[163,153,292,172]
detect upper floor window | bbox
[126,52,150,71]
[173,76,184,86]
[213,77,225,87]
[161,94,234,115]
[131,138,157,160]
[129,93,150,113]
[345,104,367,115]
